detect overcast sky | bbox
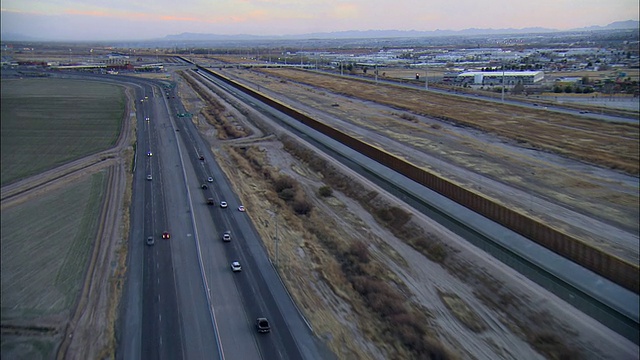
[1,0,638,41]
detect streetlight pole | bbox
[275,214,279,267]
[374,63,378,83]
[269,209,279,267]
[425,66,429,90]
[502,60,506,103]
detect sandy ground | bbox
[176,67,639,359]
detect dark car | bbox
[256,318,270,333]
[162,231,170,239]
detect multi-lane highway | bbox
[116,66,330,359]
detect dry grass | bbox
[438,291,487,333]
[257,68,639,175]
[223,143,455,359]
[224,133,583,358]
[183,63,587,358]
[178,71,251,139]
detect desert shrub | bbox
[408,236,448,262]
[292,195,313,215]
[261,168,273,180]
[278,188,296,201]
[318,185,333,197]
[400,113,418,122]
[369,292,405,318]
[376,206,411,228]
[350,276,384,295]
[376,208,394,223]
[531,332,581,360]
[346,241,370,264]
[274,175,296,192]
[428,243,447,262]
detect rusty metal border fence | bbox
[195,64,639,294]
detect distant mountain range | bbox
[162,20,639,41]
[2,20,637,43]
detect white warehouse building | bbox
[457,70,544,85]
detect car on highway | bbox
[220,201,228,208]
[162,231,170,239]
[146,174,153,181]
[147,151,153,157]
[222,231,231,242]
[199,155,205,161]
[201,184,208,189]
[231,261,242,272]
[146,236,154,246]
[256,318,270,333]
[207,177,214,183]
[207,198,215,205]
[145,117,150,121]
[238,205,246,212]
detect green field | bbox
[0,171,106,321]
[0,78,125,185]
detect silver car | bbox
[231,261,242,272]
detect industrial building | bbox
[457,70,544,85]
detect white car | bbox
[207,177,214,183]
[231,261,242,272]
[238,205,246,212]
[220,201,228,208]
[146,174,153,181]
[146,236,154,246]
[222,231,231,242]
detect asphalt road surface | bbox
[115,67,330,360]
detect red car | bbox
[162,231,170,239]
